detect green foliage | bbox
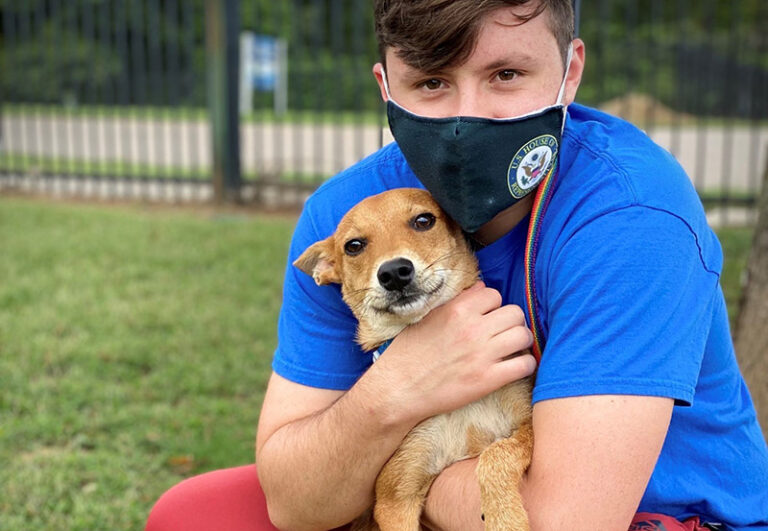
[1,25,121,104]
[577,0,767,117]
[1,0,765,114]
[1,0,207,106]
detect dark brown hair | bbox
[374,0,573,71]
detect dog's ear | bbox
[293,236,341,286]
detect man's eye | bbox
[497,70,519,81]
[421,79,443,90]
[344,239,367,256]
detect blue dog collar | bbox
[372,338,394,363]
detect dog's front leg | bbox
[373,433,440,531]
[476,419,534,531]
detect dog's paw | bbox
[349,508,380,531]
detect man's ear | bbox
[293,236,341,286]
[563,38,586,106]
[372,62,388,103]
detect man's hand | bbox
[372,281,537,425]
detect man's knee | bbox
[146,472,224,531]
[145,465,274,531]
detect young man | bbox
[147,1,768,530]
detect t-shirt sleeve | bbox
[533,206,722,406]
[272,204,371,390]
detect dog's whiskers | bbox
[345,286,374,297]
[429,266,479,275]
[349,297,376,315]
[423,249,464,271]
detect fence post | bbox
[205,0,241,203]
[572,0,581,36]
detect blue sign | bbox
[240,32,287,115]
[247,34,278,91]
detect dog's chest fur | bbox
[400,378,532,477]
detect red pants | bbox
[145,465,715,531]
[145,465,350,531]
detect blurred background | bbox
[0,1,766,529]
[1,0,766,217]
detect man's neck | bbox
[471,194,534,247]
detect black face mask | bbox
[382,46,571,234]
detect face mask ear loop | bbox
[555,43,574,106]
[556,43,574,134]
[380,68,393,101]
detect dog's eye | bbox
[344,239,367,256]
[411,213,436,231]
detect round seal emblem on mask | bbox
[507,134,559,198]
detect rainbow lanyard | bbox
[524,161,559,364]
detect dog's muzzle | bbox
[371,257,446,317]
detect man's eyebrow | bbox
[398,65,442,80]
[480,53,537,72]
[394,53,537,79]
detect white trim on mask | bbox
[381,42,574,124]
[555,43,574,105]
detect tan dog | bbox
[294,188,534,531]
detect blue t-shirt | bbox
[272,103,768,529]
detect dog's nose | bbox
[377,258,415,291]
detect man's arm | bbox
[256,372,415,530]
[423,394,673,531]
[257,283,537,531]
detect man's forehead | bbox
[488,2,544,27]
[387,45,539,77]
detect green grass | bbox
[3,103,209,121]
[699,189,759,207]
[0,153,331,184]
[2,102,385,126]
[0,153,210,180]
[0,198,296,530]
[0,197,754,530]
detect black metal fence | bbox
[1,0,766,216]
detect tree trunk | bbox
[735,147,768,440]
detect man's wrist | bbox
[350,357,425,432]
[422,458,483,531]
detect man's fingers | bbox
[488,325,534,359]
[467,280,486,291]
[489,352,537,386]
[484,304,528,337]
[452,284,502,316]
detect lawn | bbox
[0,153,330,184]
[0,198,295,530]
[0,197,754,530]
